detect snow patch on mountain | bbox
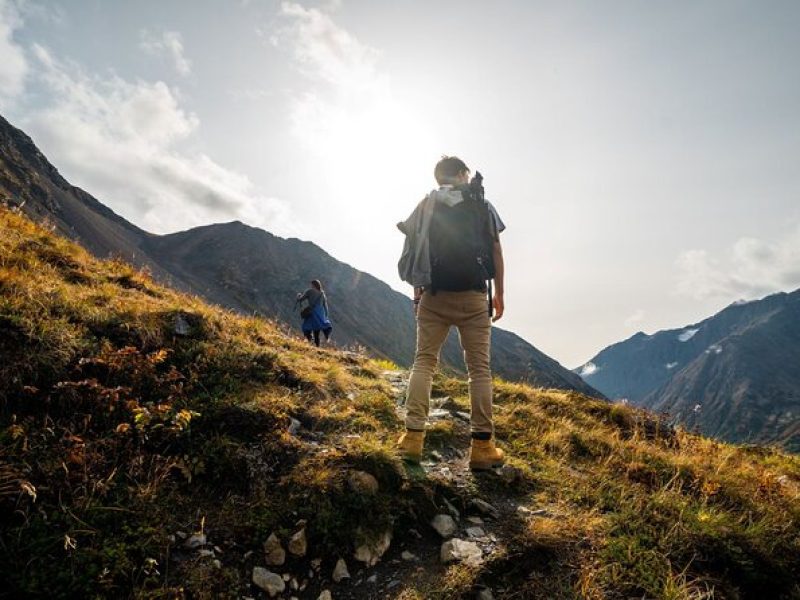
[666,362,678,369]
[678,328,699,342]
[579,362,598,377]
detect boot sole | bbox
[469,460,504,471]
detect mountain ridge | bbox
[577,288,800,450]
[0,112,600,396]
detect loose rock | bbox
[318,591,332,600]
[332,558,350,583]
[478,589,495,600]
[465,526,486,539]
[431,514,457,538]
[264,533,286,566]
[348,471,379,495]
[401,550,417,561]
[354,530,392,566]
[442,497,460,519]
[470,498,499,518]
[252,567,286,597]
[440,538,483,566]
[288,528,307,557]
[184,533,206,549]
[497,464,522,484]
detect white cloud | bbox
[140,29,192,76]
[22,44,291,235]
[0,0,28,107]
[277,1,379,87]
[676,226,800,300]
[272,1,437,209]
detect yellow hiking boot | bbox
[397,430,425,463]
[469,438,505,470]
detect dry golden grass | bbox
[1,206,799,599]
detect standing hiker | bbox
[296,279,333,347]
[396,156,506,470]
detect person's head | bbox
[434,156,470,186]
[311,279,322,291]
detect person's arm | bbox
[491,239,504,322]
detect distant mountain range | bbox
[0,113,599,396]
[577,291,800,451]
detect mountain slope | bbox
[644,295,800,451]
[0,113,599,395]
[577,291,800,449]
[2,206,799,599]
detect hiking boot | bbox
[469,438,505,470]
[397,430,425,463]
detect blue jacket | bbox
[299,289,332,333]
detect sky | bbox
[1,0,799,368]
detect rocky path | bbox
[243,370,545,600]
[327,370,538,600]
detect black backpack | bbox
[429,184,496,294]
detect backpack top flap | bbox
[429,190,495,292]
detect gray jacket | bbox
[397,187,504,288]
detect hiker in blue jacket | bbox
[296,279,333,347]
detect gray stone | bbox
[288,528,307,557]
[184,533,206,549]
[478,589,495,600]
[440,538,483,566]
[367,574,378,584]
[263,533,286,566]
[252,567,285,597]
[348,471,379,495]
[497,464,522,484]
[318,591,332,600]
[332,558,350,583]
[401,550,417,561]
[173,313,191,336]
[431,514,457,538]
[354,530,392,566]
[470,498,499,518]
[442,497,460,519]
[467,516,484,524]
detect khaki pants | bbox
[405,289,493,434]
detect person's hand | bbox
[492,293,504,322]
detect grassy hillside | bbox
[1,206,799,599]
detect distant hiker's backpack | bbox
[299,292,322,319]
[428,186,496,293]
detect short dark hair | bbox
[311,279,322,291]
[434,156,469,185]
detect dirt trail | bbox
[323,370,543,600]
